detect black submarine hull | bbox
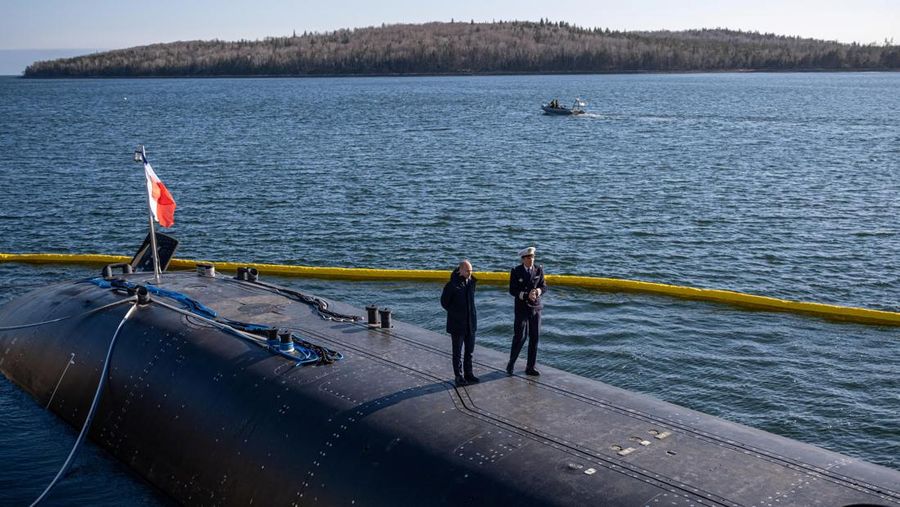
[1,271,898,505]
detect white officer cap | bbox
[518,246,536,257]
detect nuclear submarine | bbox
[1,240,899,506]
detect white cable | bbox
[0,298,134,331]
[30,302,139,507]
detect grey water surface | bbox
[0,73,897,505]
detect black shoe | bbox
[505,363,514,376]
[525,368,541,376]
[455,376,468,387]
[464,374,480,383]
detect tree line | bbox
[24,20,900,77]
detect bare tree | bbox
[24,21,899,77]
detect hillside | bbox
[24,20,900,77]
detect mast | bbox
[134,145,162,284]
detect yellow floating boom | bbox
[2,252,898,327]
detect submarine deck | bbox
[1,271,898,505]
[173,273,900,505]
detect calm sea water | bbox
[0,73,898,504]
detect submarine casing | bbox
[1,272,899,506]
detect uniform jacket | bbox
[440,268,477,336]
[509,263,548,315]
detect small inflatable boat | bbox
[542,98,586,115]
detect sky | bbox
[1,0,897,74]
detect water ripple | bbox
[0,74,898,502]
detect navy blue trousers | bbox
[509,311,541,370]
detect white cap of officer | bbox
[518,246,536,258]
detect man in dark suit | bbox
[440,259,479,387]
[507,247,547,376]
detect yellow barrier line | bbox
[0,253,132,265]
[2,252,898,327]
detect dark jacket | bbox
[440,268,477,336]
[509,264,548,315]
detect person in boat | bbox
[507,247,547,376]
[441,259,479,387]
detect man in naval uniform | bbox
[441,259,479,387]
[507,247,547,376]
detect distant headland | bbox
[23,20,900,78]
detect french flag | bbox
[143,160,176,228]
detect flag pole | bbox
[147,213,161,284]
[135,145,162,284]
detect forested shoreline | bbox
[24,20,899,77]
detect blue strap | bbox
[85,277,218,318]
[82,277,338,364]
